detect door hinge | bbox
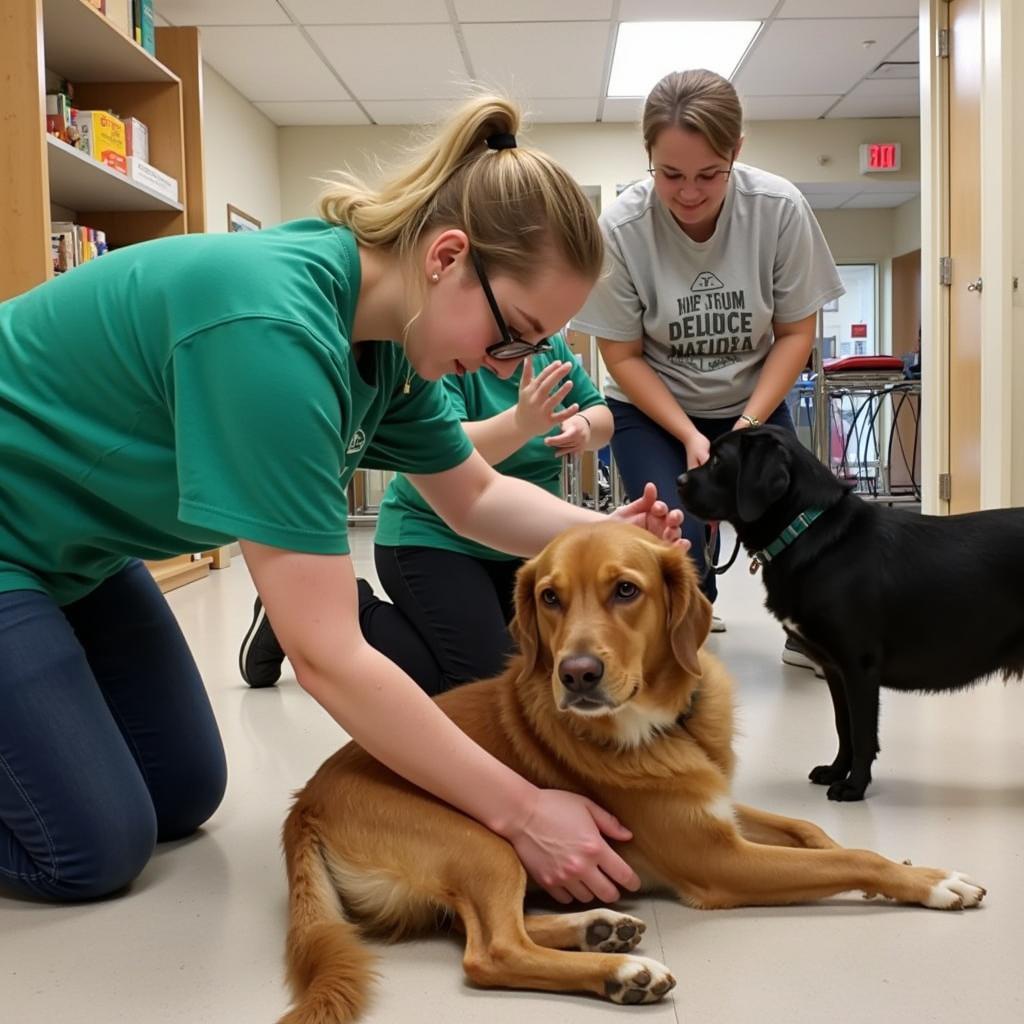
[937,28,949,58]
[939,473,952,502]
[939,256,952,286]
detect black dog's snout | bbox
[558,654,605,693]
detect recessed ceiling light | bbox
[608,21,761,98]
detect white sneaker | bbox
[782,637,825,678]
[711,615,726,633]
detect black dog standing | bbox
[677,425,1024,801]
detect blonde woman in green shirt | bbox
[0,95,682,906]
[241,334,614,695]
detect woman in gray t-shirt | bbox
[572,69,843,658]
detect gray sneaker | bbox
[782,636,826,678]
[710,615,726,633]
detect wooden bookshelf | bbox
[1,0,220,592]
[46,134,184,211]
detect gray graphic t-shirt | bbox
[571,165,844,417]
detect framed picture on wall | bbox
[227,204,261,233]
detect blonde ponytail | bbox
[319,96,602,284]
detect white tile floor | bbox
[3,525,1024,1023]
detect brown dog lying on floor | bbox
[279,522,984,1023]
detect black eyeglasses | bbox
[469,248,552,361]
[647,164,733,189]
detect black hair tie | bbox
[486,132,517,151]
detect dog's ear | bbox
[661,546,712,679]
[510,559,540,677]
[735,432,791,522]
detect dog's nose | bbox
[559,654,605,693]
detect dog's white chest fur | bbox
[612,704,680,749]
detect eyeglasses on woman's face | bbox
[469,248,552,361]
[647,164,733,190]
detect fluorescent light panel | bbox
[608,21,761,97]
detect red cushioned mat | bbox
[823,356,905,373]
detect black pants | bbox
[360,545,522,697]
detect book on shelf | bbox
[106,0,132,38]
[75,110,128,175]
[50,221,109,274]
[45,92,73,143]
[132,0,155,55]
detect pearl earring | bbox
[430,272,440,283]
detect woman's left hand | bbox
[544,412,591,458]
[609,482,688,548]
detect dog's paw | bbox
[923,872,986,910]
[577,910,647,953]
[826,779,867,802]
[603,956,676,1005]
[809,763,849,786]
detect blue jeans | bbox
[607,397,796,603]
[0,560,226,901]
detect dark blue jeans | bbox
[0,560,226,902]
[607,397,796,603]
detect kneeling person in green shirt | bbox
[0,95,682,909]
[240,334,613,694]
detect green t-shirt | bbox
[375,333,605,561]
[0,219,473,604]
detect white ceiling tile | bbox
[796,183,859,196]
[287,0,449,23]
[154,0,288,25]
[741,95,839,120]
[200,26,348,101]
[734,18,917,95]
[852,77,919,97]
[601,96,645,123]
[456,0,613,19]
[779,0,918,17]
[801,193,855,209]
[254,101,370,125]
[361,99,463,125]
[840,191,920,208]
[828,90,920,118]
[887,32,920,63]
[463,21,609,99]
[523,98,600,123]
[619,0,776,17]
[313,25,468,99]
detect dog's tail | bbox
[278,802,378,1024]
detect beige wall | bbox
[893,195,923,256]
[202,64,281,232]
[280,117,920,224]
[1014,2,1024,505]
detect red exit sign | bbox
[859,142,902,173]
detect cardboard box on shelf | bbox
[123,116,149,162]
[127,157,178,203]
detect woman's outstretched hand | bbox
[514,358,578,438]
[609,482,687,548]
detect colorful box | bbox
[76,110,128,175]
[123,116,149,163]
